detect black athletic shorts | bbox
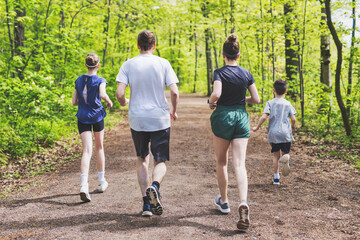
[270,142,291,153]
[77,119,104,134]
[131,127,170,162]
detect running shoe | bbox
[214,194,230,214]
[80,183,91,202]
[142,203,153,217]
[237,202,250,231]
[97,179,108,193]
[280,154,291,176]
[146,185,163,215]
[273,178,280,185]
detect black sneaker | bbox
[214,194,230,214]
[142,203,152,217]
[146,185,163,215]
[273,178,280,185]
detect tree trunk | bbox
[212,29,219,70]
[347,0,356,118]
[14,1,26,80]
[284,1,299,98]
[43,0,52,53]
[320,2,331,87]
[193,30,198,93]
[202,2,213,96]
[324,0,352,136]
[260,0,265,103]
[270,0,276,82]
[299,0,308,126]
[230,0,235,33]
[103,0,111,67]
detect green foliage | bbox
[0,0,359,168]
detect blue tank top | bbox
[75,75,107,124]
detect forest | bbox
[0,0,359,168]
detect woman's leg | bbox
[80,131,93,175]
[231,138,249,202]
[213,135,231,202]
[94,130,105,172]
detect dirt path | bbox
[1,94,359,239]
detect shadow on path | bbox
[0,193,89,208]
[0,209,246,237]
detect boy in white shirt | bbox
[253,79,296,185]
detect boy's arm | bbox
[253,113,269,132]
[290,115,296,132]
[99,83,113,108]
[72,90,78,106]
[116,82,129,106]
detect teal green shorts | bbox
[210,105,250,140]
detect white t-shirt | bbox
[263,97,297,143]
[116,54,179,132]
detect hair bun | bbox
[227,34,238,43]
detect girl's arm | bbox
[246,83,260,104]
[208,80,222,109]
[99,83,113,108]
[72,90,78,106]
[253,113,269,132]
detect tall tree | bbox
[14,0,26,80]
[347,0,356,118]
[202,1,213,96]
[284,0,299,98]
[320,0,331,88]
[42,0,52,53]
[324,0,351,135]
[230,0,235,33]
[103,0,111,67]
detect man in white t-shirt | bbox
[116,30,179,217]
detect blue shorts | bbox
[131,128,170,162]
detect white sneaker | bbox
[97,179,108,193]
[80,183,91,202]
[280,154,291,176]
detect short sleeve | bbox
[263,101,270,115]
[289,104,297,116]
[213,70,221,84]
[247,72,255,87]
[116,62,129,85]
[164,60,179,86]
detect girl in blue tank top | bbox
[72,53,113,202]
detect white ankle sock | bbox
[81,174,88,185]
[220,198,228,204]
[98,171,105,182]
[274,173,280,179]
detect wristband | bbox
[207,98,214,106]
